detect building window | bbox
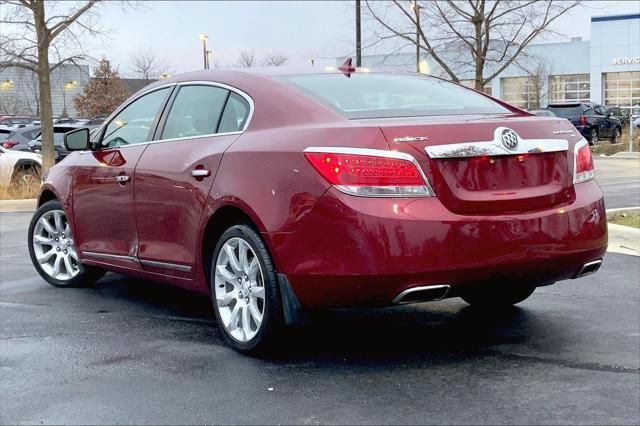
[459,80,492,96]
[500,77,540,109]
[603,71,640,107]
[549,74,590,103]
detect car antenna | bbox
[338,58,356,78]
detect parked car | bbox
[0,115,39,129]
[529,109,556,117]
[0,125,41,150]
[0,145,41,192]
[26,124,93,162]
[547,102,622,145]
[28,69,607,354]
[607,106,630,127]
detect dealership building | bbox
[356,13,640,111]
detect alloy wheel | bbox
[613,129,621,144]
[214,237,265,342]
[590,129,598,145]
[32,210,80,281]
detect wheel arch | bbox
[38,187,60,207]
[200,203,274,289]
[11,159,42,178]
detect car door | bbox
[594,105,613,137]
[73,86,173,269]
[134,83,251,278]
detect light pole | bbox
[411,1,423,73]
[61,80,77,118]
[199,34,211,69]
[355,0,362,67]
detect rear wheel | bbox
[461,283,536,308]
[28,200,105,287]
[210,224,284,354]
[611,127,621,144]
[589,129,599,146]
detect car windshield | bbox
[279,73,510,119]
[547,105,583,118]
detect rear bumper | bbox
[267,180,607,308]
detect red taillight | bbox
[1,140,18,149]
[573,140,594,184]
[304,148,433,197]
[579,115,587,126]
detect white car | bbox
[0,146,42,190]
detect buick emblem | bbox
[500,128,519,151]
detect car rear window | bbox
[547,105,583,118]
[279,73,510,119]
[0,130,11,141]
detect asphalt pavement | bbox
[1,210,639,425]
[594,157,640,208]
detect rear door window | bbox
[218,92,250,133]
[161,85,229,140]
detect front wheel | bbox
[28,200,105,287]
[461,283,536,308]
[211,224,284,354]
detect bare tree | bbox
[365,0,580,90]
[0,1,103,172]
[128,48,174,84]
[517,55,553,109]
[236,51,256,68]
[262,53,289,67]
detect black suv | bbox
[547,102,622,145]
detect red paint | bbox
[38,69,608,306]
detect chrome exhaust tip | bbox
[392,285,451,305]
[574,259,602,278]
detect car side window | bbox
[101,87,170,148]
[161,85,229,140]
[218,92,250,133]
[594,105,607,116]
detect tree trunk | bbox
[473,3,485,91]
[33,1,55,173]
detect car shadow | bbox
[90,273,558,365]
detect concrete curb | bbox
[0,199,37,213]
[595,153,640,160]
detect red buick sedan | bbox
[28,67,607,353]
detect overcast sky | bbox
[92,0,640,77]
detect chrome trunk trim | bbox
[425,127,569,159]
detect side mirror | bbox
[64,127,89,151]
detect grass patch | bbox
[609,215,640,229]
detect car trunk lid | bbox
[374,115,577,214]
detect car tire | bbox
[28,200,105,288]
[460,283,536,308]
[210,224,284,354]
[611,127,621,144]
[589,129,599,146]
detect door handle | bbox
[115,175,130,183]
[191,169,211,178]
